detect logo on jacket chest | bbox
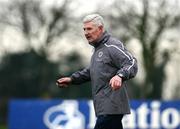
[98,51,103,57]
[95,51,103,62]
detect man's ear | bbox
[99,25,104,32]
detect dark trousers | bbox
[94,114,124,129]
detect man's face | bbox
[83,21,103,43]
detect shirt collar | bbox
[89,31,110,48]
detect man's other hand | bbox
[109,75,122,90]
[56,77,72,88]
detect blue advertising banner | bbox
[8,99,95,129]
[8,100,180,129]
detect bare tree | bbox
[103,0,180,99]
[0,0,88,125]
[0,0,73,56]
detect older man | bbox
[56,14,138,129]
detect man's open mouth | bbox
[86,35,91,39]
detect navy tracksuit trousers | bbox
[94,114,124,129]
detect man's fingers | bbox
[110,75,122,89]
[59,84,68,87]
[111,80,116,90]
[56,77,71,88]
[110,79,118,86]
[57,78,65,83]
[115,80,120,87]
[112,80,116,87]
[56,83,68,88]
[57,78,68,84]
[110,79,121,90]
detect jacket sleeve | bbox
[70,66,91,84]
[106,42,138,81]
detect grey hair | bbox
[83,14,105,29]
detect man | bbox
[56,14,138,129]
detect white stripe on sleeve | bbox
[105,43,135,71]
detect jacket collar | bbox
[89,31,110,48]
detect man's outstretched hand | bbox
[56,77,72,88]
